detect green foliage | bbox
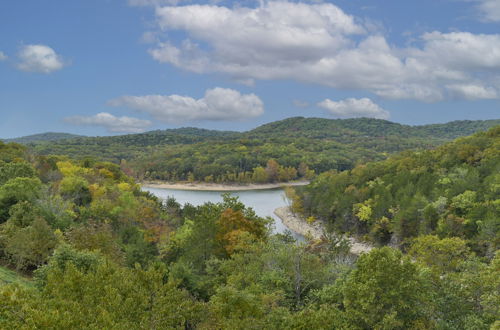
[0,177,42,223]
[0,265,33,287]
[3,218,58,270]
[3,132,83,144]
[342,247,434,329]
[0,141,27,163]
[0,262,205,329]
[33,244,103,288]
[27,117,500,183]
[59,175,92,206]
[0,161,36,185]
[409,235,471,274]
[0,127,499,329]
[295,126,500,252]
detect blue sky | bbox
[1,0,499,138]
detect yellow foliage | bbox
[57,161,88,177]
[306,216,316,224]
[89,184,106,199]
[354,200,373,222]
[54,229,64,242]
[117,182,131,191]
[98,168,115,179]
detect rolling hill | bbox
[11,117,500,183]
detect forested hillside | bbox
[19,117,500,184]
[291,125,500,256]
[0,138,498,328]
[3,132,83,144]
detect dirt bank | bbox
[274,206,373,255]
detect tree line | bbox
[24,117,500,184]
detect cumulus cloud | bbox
[65,112,152,133]
[446,84,498,100]
[108,87,264,123]
[148,1,500,102]
[318,98,390,119]
[17,44,66,73]
[0,51,7,61]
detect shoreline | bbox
[141,181,310,191]
[274,206,373,255]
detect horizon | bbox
[3,116,500,140]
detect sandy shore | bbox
[274,206,373,255]
[141,181,309,191]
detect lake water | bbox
[143,187,301,239]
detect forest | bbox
[11,117,500,184]
[290,126,500,256]
[0,125,498,329]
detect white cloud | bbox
[475,0,500,22]
[318,98,390,119]
[148,1,500,102]
[17,44,66,73]
[152,2,364,71]
[0,51,7,61]
[65,112,152,133]
[446,84,498,100]
[108,87,264,123]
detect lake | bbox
[143,187,301,239]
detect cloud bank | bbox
[318,98,390,119]
[148,1,500,102]
[108,87,264,123]
[65,112,152,133]
[17,44,67,73]
[0,51,7,61]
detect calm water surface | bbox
[143,187,300,238]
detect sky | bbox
[0,0,499,138]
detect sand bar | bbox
[141,181,310,191]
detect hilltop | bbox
[6,117,500,146]
[11,116,500,183]
[3,132,83,144]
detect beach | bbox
[141,181,309,191]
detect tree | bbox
[216,208,266,256]
[59,176,92,206]
[265,159,280,183]
[342,247,434,329]
[1,262,206,328]
[0,161,36,185]
[4,217,58,270]
[409,235,470,274]
[0,177,42,222]
[252,166,268,183]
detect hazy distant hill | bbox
[247,117,500,140]
[14,116,500,183]
[8,127,238,148]
[8,117,500,146]
[3,132,83,144]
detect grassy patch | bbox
[0,265,33,288]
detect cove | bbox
[143,186,302,240]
